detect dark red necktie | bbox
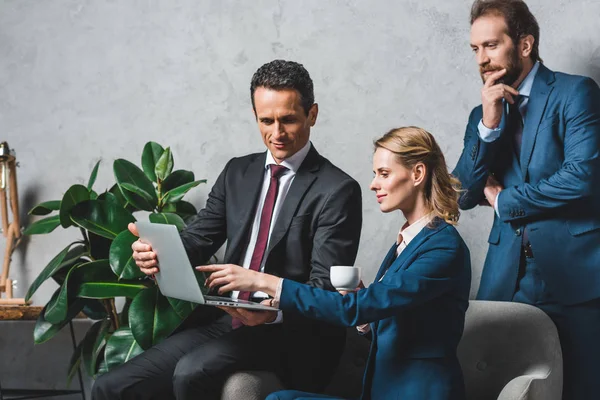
[232,164,287,328]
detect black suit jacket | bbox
[180,144,363,390]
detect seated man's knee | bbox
[172,354,214,397]
[92,372,118,400]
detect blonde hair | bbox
[374,126,461,225]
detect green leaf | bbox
[164,201,198,223]
[104,327,144,371]
[29,200,61,216]
[141,142,164,182]
[82,299,109,320]
[162,170,194,193]
[148,213,186,231]
[163,180,206,204]
[108,184,136,212]
[78,281,147,299]
[120,182,155,205]
[109,230,145,280]
[71,199,136,240]
[60,184,91,228]
[167,297,198,320]
[34,295,86,344]
[82,319,111,377]
[23,215,61,235]
[129,286,183,349]
[87,160,101,190]
[66,337,84,386]
[114,159,158,211]
[25,242,87,302]
[154,147,174,181]
[44,259,113,324]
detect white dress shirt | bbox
[231,140,312,323]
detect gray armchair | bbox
[221,300,563,400]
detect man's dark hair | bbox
[471,0,542,62]
[250,60,315,115]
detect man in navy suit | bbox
[453,1,600,398]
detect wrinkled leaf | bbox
[60,184,91,228]
[155,147,174,181]
[87,160,101,190]
[163,180,206,204]
[23,215,61,235]
[148,213,186,231]
[114,159,158,211]
[109,230,145,280]
[29,200,61,216]
[104,327,144,371]
[129,286,183,349]
[25,242,87,302]
[141,141,164,182]
[71,199,135,240]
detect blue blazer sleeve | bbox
[452,107,504,210]
[279,236,466,327]
[497,77,600,222]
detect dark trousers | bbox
[512,253,600,400]
[267,391,347,400]
[92,313,286,400]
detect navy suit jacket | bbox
[453,64,600,305]
[279,220,471,400]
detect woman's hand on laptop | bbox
[128,223,159,276]
[197,264,280,297]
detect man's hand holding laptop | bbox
[129,222,278,326]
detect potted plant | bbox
[24,141,206,381]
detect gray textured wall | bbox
[3,0,600,305]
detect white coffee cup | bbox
[330,266,361,291]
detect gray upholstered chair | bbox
[221,300,563,400]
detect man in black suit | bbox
[92,60,363,400]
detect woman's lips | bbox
[376,194,386,203]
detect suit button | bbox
[516,228,522,236]
[476,361,487,371]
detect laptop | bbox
[135,221,278,311]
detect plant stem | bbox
[104,299,120,331]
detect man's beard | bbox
[480,47,523,86]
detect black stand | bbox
[0,321,86,400]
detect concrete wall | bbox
[3,0,600,308]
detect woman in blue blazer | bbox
[200,126,472,400]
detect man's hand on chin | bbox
[218,301,277,326]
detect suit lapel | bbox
[520,64,555,178]
[226,153,266,263]
[265,146,320,256]
[385,221,446,277]
[374,243,399,282]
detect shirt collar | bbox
[265,140,312,173]
[398,212,435,246]
[517,61,541,98]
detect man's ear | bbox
[520,34,534,59]
[413,163,427,187]
[308,103,318,126]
